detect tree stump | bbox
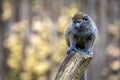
[55,51,93,80]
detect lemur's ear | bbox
[71,15,74,20]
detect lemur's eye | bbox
[76,21,81,23]
[83,16,88,21]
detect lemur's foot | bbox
[67,46,77,54]
[83,48,93,56]
[75,48,93,58]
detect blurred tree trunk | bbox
[20,0,32,21]
[8,0,32,80]
[11,0,20,22]
[18,0,32,80]
[0,0,7,80]
[8,0,21,80]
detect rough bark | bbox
[55,51,93,80]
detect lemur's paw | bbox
[67,47,77,54]
[74,49,93,58]
[83,49,93,56]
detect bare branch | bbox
[55,51,93,80]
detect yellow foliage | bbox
[40,31,49,40]
[25,46,35,55]
[57,4,78,34]
[57,15,68,33]
[2,2,11,21]
[4,34,19,48]
[32,20,43,33]
[60,4,78,16]
[23,56,37,71]
[20,72,32,80]
[29,34,42,45]
[107,75,120,80]
[7,56,20,70]
[52,53,64,63]
[33,61,50,75]
[108,22,120,38]
[106,44,120,57]
[52,37,67,63]
[42,18,53,28]
[37,76,47,80]
[11,21,27,33]
[66,4,78,16]
[57,36,67,53]
[35,46,50,60]
[109,60,120,71]
[10,44,21,54]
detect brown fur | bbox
[72,12,84,21]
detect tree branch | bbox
[55,51,93,80]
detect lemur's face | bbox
[72,12,91,30]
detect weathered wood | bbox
[55,51,93,80]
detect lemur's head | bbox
[72,12,92,30]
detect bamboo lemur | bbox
[65,12,98,56]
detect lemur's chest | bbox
[73,33,86,45]
[74,35,86,49]
[74,35,85,42]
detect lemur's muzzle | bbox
[74,20,83,28]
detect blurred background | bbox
[0,0,120,80]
